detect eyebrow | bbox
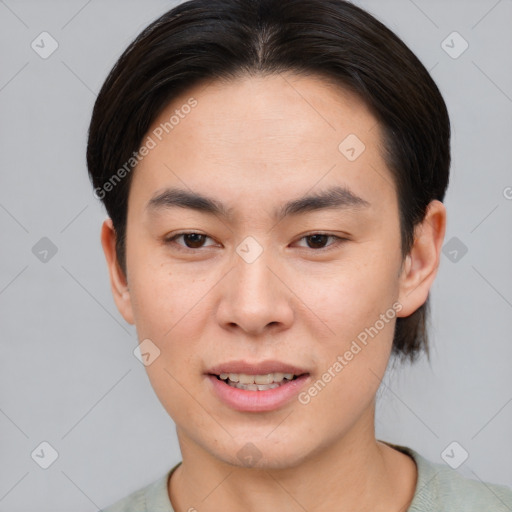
[145,185,371,222]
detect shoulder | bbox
[102,463,181,512]
[102,485,146,512]
[390,443,512,512]
[424,463,512,512]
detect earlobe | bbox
[397,200,446,317]
[100,218,135,325]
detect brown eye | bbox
[305,234,330,249]
[164,232,216,251]
[295,233,346,251]
[181,233,207,248]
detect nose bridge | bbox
[217,236,293,334]
[236,244,273,299]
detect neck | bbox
[168,405,417,512]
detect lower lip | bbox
[206,374,310,412]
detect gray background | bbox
[1,0,511,510]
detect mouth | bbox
[210,372,304,391]
[205,361,311,412]
[205,360,311,411]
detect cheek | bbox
[128,254,209,337]
[298,273,397,425]
[129,265,209,423]
[298,249,400,408]
[306,251,400,337]
[126,261,210,408]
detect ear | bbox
[100,218,135,325]
[397,200,446,317]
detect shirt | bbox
[102,443,512,511]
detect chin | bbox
[210,435,314,471]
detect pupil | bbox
[185,233,205,248]
[307,234,328,249]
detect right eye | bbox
[163,232,218,251]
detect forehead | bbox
[129,73,395,218]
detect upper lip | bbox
[206,360,309,376]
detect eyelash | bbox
[163,232,347,253]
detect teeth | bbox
[239,373,255,385]
[254,374,273,384]
[218,372,297,385]
[256,383,280,390]
[231,381,281,391]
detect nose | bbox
[215,246,294,336]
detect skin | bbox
[101,73,446,511]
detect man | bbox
[87,1,512,510]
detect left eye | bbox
[295,233,345,250]
[164,232,345,251]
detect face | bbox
[102,73,440,469]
